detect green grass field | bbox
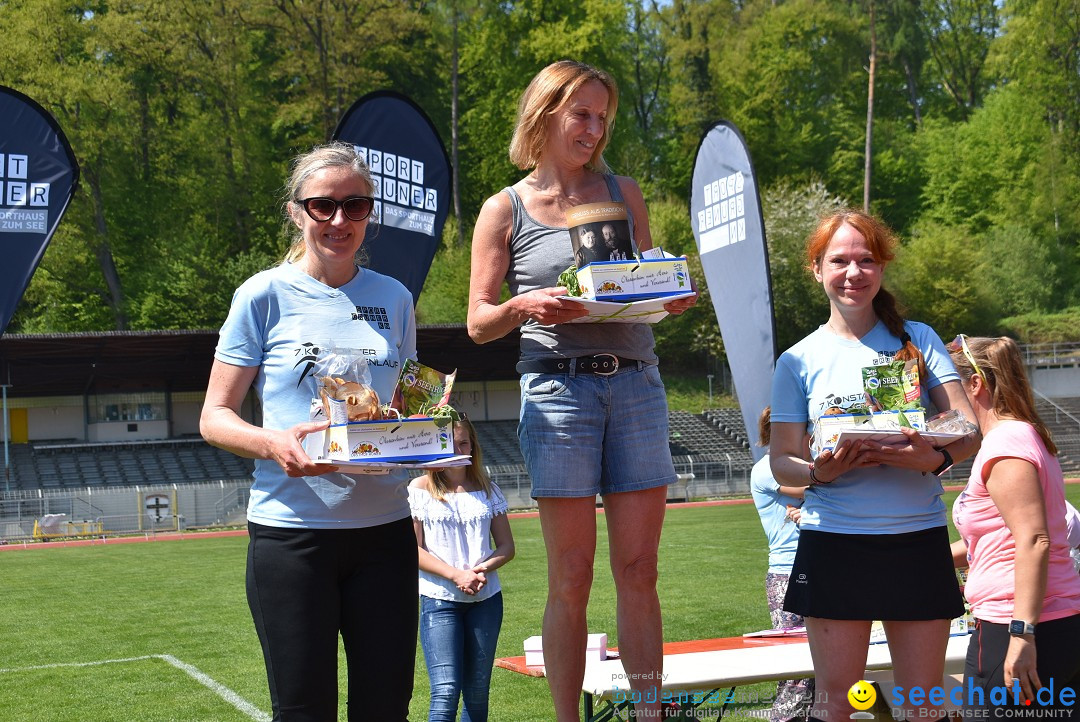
[3,487,1079,721]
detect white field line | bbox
[0,653,271,722]
[0,655,159,671]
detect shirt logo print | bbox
[293,342,321,388]
[352,305,391,330]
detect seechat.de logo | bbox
[890,678,1077,711]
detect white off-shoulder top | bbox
[408,483,509,602]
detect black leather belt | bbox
[515,354,641,376]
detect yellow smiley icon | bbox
[848,680,877,711]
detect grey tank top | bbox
[503,174,657,364]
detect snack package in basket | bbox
[862,358,924,427]
[394,359,459,423]
[314,349,381,424]
[862,358,920,411]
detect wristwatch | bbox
[931,447,954,477]
[1008,620,1036,636]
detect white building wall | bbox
[449,381,520,421]
[171,399,203,436]
[1031,366,1080,399]
[27,407,84,441]
[88,420,170,442]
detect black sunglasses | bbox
[297,196,374,222]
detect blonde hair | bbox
[807,209,928,384]
[949,336,1057,454]
[282,141,374,264]
[425,419,492,501]
[508,60,618,173]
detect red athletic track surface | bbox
[4,480,1078,552]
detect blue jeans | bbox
[419,592,504,722]
[519,363,676,498]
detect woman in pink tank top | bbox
[949,335,1080,716]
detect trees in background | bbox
[761,181,845,353]
[0,0,1076,346]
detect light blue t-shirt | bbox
[750,454,801,574]
[215,262,417,529]
[770,320,959,534]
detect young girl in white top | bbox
[409,419,515,722]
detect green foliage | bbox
[760,180,846,352]
[980,225,1057,317]
[556,265,583,297]
[609,1,671,185]
[1001,307,1080,344]
[918,84,1056,232]
[662,372,737,412]
[920,0,1001,119]
[867,119,928,232]
[913,79,1080,311]
[7,213,115,333]
[889,221,999,338]
[991,0,1080,157]
[0,0,1077,346]
[649,195,695,258]
[648,196,723,367]
[416,221,473,325]
[708,0,867,193]
[876,0,934,123]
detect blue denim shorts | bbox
[518,363,677,498]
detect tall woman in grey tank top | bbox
[467,60,696,722]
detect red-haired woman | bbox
[769,210,981,721]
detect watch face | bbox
[1009,620,1034,635]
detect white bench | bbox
[579,635,970,721]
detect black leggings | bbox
[964,614,1080,717]
[246,519,418,722]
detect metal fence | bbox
[0,479,251,543]
[19,434,1080,545]
[1023,342,1080,367]
[461,457,754,510]
[1036,391,1080,437]
[0,455,760,544]
[6,432,1078,544]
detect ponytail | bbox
[873,288,928,385]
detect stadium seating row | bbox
[6,440,253,490]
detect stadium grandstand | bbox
[2,331,1079,542]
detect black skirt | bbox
[782,526,965,621]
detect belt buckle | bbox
[594,353,619,376]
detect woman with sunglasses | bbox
[467,60,695,721]
[201,142,417,721]
[948,336,1080,715]
[769,209,980,721]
